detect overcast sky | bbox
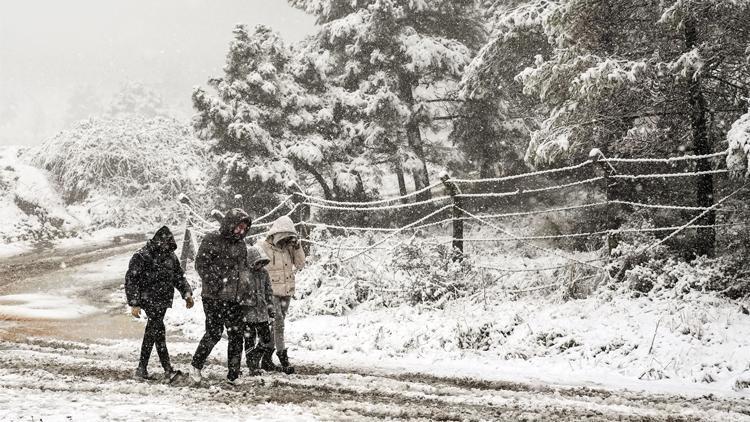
[0,0,315,146]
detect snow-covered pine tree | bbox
[290,0,484,199]
[193,24,351,215]
[456,0,551,179]
[509,0,750,257]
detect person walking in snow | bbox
[126,226,194,382]
[240,245,275,375]
[258,215,306,374]
[189,208,253,384]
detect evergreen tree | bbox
[192,24,365,212]
[290,0,484,199]
[510,0,750,256]
[456,0,551,178]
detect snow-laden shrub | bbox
[290,259,362,317]
[391,242,475,306]
[456,322,494,351]
[29,117,216,229]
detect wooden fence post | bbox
[179,221,195,271]
[178,194,196,270]
[441,173,464,261]
[591,150,614,257]
[288,183,311,256]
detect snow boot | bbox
[277,349,295,375]
[226,369,240,386]
[260,348,280,372]
[246,348,263,376]
[164,368,183,384]
[134,366,156,381]
[189,365,202,384]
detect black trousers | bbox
[244,321,273,363]
[139,306,171,372]
[191,298,245,379]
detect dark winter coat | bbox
[125,226,192,309]
[195,208,253,302]
[240,246,274,324]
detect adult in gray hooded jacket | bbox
[258,215,305,374]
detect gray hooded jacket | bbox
[240,246,274,323]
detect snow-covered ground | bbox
[1,235,749,420]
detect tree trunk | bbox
[480,159,493,179]
[292,158,334,200]
[394,156,408,204]
[398,73,431,201]
[685,17,715,257]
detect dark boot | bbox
[260,348,280,372]
[163,368,182,384]
[277,349,295,374]
[246,348,263,376]
[134,366,156,381]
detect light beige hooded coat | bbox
[259,216,306,297]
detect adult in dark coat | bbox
[190,208,252,383]
[125,226,194,381]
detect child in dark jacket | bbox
[125,226,194,381]
[241,245,275,375]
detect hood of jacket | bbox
[220,208,252,240]
[147,225,177,254]
[247,245,271,267]
[266,216,297,245]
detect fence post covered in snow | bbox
[441,173,464,261]
[590,149,614,257]
[288,182,311,256]
[178,194,196,270]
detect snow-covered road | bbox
[2,338,749,421]
[0,244,748,421]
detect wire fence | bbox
[178,148,745,277]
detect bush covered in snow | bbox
[29,117,216,229]
[609,211,750,299]
[391,242,475,306]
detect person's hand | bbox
[185,297,194,309]
[268,306,275,320]
[131,306,141,318]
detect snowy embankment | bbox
[0,145,81,252]
[0,145,151,258]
